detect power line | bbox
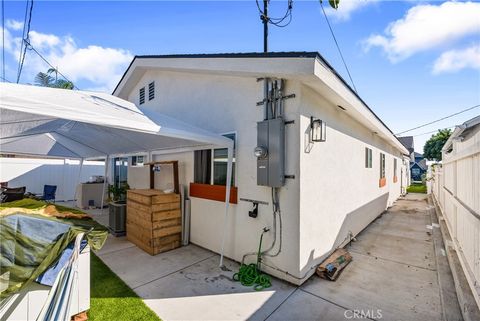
[2,0,5,82]
[16,0,32,83]
[16,0,28,82]
[0,75,11,83]
[23,38,79,90]
[319,0,358,94]
[255,0,293,28]
[396,104,480,135]
[412,127,455,137]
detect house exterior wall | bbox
[122,69,407,284]
[297,84,406,279]
[125,70,302,280]
[432,124,480,308]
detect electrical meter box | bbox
[257,118,285,187]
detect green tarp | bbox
[0,200,108,299]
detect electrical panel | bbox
[257,118,285,187]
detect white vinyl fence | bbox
[0,158,105,201]
[431,141,480,308]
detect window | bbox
[393,158,398,182]
[139,87,145,105]
[379,153,386,187]
[380,153,386,178]
[112,157,128,188]
[193,133,236,186]
[131,155,145,167]
[213,133,236,186]
[365,147,372,168]
[148,82,155,101]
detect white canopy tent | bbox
[0,83,233,266]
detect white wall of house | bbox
[0,158,105,201]
[432,124,480,308]
[297,84,406,278]
[126,70,302,277]
[122,68,407,284]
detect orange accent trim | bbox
[189,183,238,204]
[393,176,398,183]
[379,177,387,187]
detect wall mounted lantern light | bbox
[310,116,326,142]
[152,164,161,172]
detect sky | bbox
[1,0,479,152]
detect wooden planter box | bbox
[126,189,181,255]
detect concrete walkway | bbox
[94,194,462,321]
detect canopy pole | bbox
[219,144,234,268]
[73,158,84,203]
[101,155,109,214]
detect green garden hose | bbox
[233,229,272,291]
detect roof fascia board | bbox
[113,54,407,154]
[113,56,315,99]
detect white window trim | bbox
[365,147,373,169]
[210,131,237,186]
[131,155,146,167]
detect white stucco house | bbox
[113,52,410,285]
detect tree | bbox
[423,129,452,161]
[34,68,74,89]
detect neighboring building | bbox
[431,115,480,309]
[411,152,427,181]
[398,136,426,182]
[113,52,409,285]
[398,136,414,160]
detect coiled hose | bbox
[233,228,272,291]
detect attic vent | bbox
[148,82,155,101]
[139,87,145,105]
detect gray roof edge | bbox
[112,51,407,154]
[442,114,480,152]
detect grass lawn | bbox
[407,184,427,194]
[89,252,161,321]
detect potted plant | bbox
[108,183,129,236]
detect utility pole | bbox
[262,0,268,53]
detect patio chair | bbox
[0,186,26,203]
[40,185,57,203]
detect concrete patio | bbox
[90,194,463,321]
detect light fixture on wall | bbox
[310,116,326,142]
[152,164,161,172]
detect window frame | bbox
[131,155,145,167]
[393,158,398,182]
[379,153,386,179]
[211,131,237,186]
[379,152,386,187]
[365,147,373,168]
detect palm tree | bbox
[34,72,54,87]
[34,68,74,89]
